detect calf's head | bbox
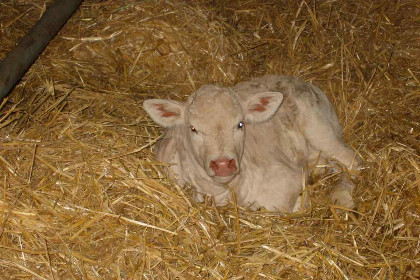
[143,85,283,184]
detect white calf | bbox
[143,75,360,211]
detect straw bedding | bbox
[0,0,419,279]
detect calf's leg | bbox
[303,111,360,208]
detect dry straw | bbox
[0,0,419,279]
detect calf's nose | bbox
[210,158,236,177]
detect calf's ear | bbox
[244,92,284,123]
[143,99,185,128]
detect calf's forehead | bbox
[187,85,242,123]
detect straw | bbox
[0,0,419,278]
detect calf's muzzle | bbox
[210,158,237,177]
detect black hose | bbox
[0,0,83,103]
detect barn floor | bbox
[0,0,419,279]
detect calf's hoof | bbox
[330,187,355,209]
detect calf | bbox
[143,75,360,211]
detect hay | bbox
[0,0,419,279]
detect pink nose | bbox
[210,158,236,177]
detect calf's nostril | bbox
[210,160,218,171]
[228,159,236,169]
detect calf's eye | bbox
[190,125,197,133]
[238,121,244,129]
